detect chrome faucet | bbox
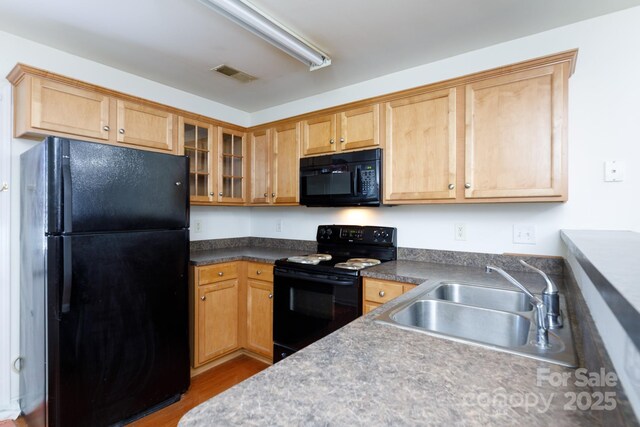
[485,265,550,348]
[519,260,562,329]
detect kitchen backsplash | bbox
[190,237,563,275]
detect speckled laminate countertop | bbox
[561,230,640,351]
[180,259,600,426]
[190,246,307,265]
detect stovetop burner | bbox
[276,225,397,275]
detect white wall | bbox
[250,7,640,256]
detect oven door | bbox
[273,267,361,362]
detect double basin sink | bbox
[374,282,577,367]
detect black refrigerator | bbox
[20,137,191,426]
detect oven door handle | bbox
[274,269,356,286]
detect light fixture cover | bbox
[197,0,331,70]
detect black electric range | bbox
[273,225,397,362]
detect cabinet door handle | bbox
[119,128,125,134]
[218,272,224,276]
[264,193,268,197]
[448,184,455,190]
[329,139,335,144]
[200,296,206,301]
[464,183,471,189]
[103,125,110,131]
[268,293,273,299]
[379,290,385,297]
[340,137,345,143]
[271,193,275,198]
[210,192,214,196]
[219,192,223,196]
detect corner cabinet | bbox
[249,123,300,205]
[464,63,567,200]
[301,104,380,157]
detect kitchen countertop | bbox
[561,230,640,350]
[180,260,599,426]
[190,246,307,266]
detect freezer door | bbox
[50,229,190,427]
[45,137,189,234]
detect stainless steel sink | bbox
[374,281,577,367]
[429,282,532,312]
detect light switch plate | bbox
[604,160,625,182]
[513,224,536,245]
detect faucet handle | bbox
[519,260,558,294]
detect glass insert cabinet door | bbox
[218,128,246,203]
[180,118,213,203]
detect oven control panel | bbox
[316,225,397,246]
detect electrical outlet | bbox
[454,223,466,241]
[194,220,202,233]
[276,219,283,233]
[604,160,625,182]
[513,224,536,245]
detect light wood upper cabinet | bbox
[249,123,300,205]
[249,130,270,204]
[180,117,216,203]
[464,63,567,199]
[384,89,457,203]
[340,104,380,151]
[217,128,246,204]
[301,105,380,157]
[14,75,111,141]
[116,100,175,153]
[272,123,300,204]
[301,114,337,156]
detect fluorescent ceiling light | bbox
[197,0,331,71]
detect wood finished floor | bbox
[3,355,269,427]
[131,355,269,427]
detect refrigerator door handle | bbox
[61,237,72,313]
[61,141,73,232]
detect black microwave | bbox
[299,148,382,207]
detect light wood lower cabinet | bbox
[191,261,274,367]
[191,262,240,367]
[195,280,239,365]
[362,277,416,314]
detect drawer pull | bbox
[218,272,224,277]
[379,290,385,297]
[256,270,262,275]
[268,293,273,299]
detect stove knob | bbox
[326,228,333,236]
[381,231,389,239]
[373,230,380,238]
[319,228,326,235]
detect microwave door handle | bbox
[353,167,359,195]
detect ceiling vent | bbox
[210,65,257,83]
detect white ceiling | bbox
[1,0,639,112]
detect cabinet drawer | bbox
[198,262,239,285]
[364,278,404,304]
[247,262,274,282]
